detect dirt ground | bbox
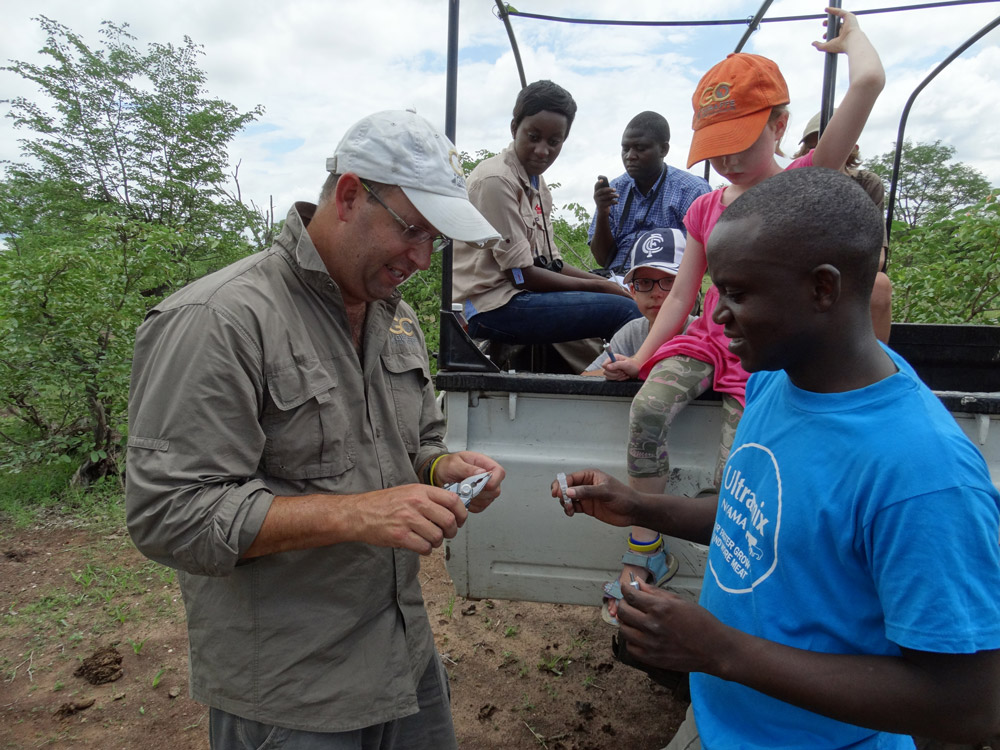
[0,516,686,749]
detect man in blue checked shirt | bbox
[589,111,710,274]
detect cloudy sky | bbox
[3,0,999,224]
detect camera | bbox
[533,255,564,273]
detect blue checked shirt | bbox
[588,165,710,271]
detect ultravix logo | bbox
[709,443,782,594]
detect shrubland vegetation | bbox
[0,17,269,488]
[863,140,997,324]
[0,17,996,509]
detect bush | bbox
[890,195,999,324]
[0,17,267,481]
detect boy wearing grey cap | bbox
[583,228,694,375]
[126,110,507,749]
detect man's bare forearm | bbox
[633,491,718,545]
[712,632,1000,742]
[589,221,615,267]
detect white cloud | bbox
[2,0,998,226]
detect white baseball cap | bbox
[623,228,686,284]
[326,110,500,244]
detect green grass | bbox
[0,461,78,525]
[0,494,164,658]
[0,461,124,531]
[440,594,456,618]
[127,637,148,655]
[537,651,571,676]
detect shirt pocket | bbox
[381,350,429,455]
[519,207,539,248]
[262,361,356,480]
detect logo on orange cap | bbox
[699,82,733,108]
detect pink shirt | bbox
[638,152,814,405]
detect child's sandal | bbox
[600,546,679,625]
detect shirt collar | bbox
[285,202,330,274]
[502,143,536,192]
[628,163,668,198]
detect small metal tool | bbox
[556,472,571,509]
[445,472,492,507]
[628,572,640,591]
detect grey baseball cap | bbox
[326,110,500,244]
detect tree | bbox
[889,195,999,324]
[550,200,596,270]
[865,139,991,228]
[861,139,997,326]
[0,17,268,482]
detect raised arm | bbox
[811,7,886,170]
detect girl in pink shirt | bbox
[601,8,885,621]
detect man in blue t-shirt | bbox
[559,168,1000,748]
[588,111,710,274]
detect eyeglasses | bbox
[631,277,675,293]
[361,180,447,251]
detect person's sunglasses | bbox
[361,180,447,251]
[631,277,675,293]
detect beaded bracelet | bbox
[627,533,663,553]
[428,454,448,487]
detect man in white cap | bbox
[125,110,506,749]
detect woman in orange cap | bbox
[599,7,885,624]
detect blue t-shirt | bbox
[692,346,1000,749]
[587,165,710,271]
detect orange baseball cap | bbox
[687,53,790,168]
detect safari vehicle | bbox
[434,1,1000,607]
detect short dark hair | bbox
[718,167,883,296]
[626,111,670,144]
[512,80,578,134]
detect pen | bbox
[603,340,617,363]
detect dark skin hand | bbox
[617,580,1000,742]
[507,263,633,298]
[552,469,715,543]
[593,176,618,215]
[589,177,620,268]
[553,469,1000,742]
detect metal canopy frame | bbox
[438,0,1000,372]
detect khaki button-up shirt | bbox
[126,203,446,732]
[452,145,561,316]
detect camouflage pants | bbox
[628,355,743,488]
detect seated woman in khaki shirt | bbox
[451,80,641,370]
